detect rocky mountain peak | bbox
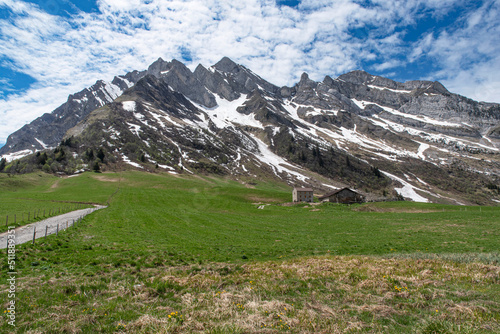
[297,72,316,88]
[2,57,500,207]
[146,57,169,76]
[337,70,375,85]
[214,56,240,73]
[193,64,241,101]
[130,74,160,91]
[427,81,449,95]
[322,75,335,86]
[154,60,217,108]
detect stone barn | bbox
[293,187,314,203]
[319,188,365,204]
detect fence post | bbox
[45,225,48,240]
[5,215,7,227]
[32,227,36,245]
[56,224,59,236]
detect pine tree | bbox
[92,161,100,173]
[97,148,105,161]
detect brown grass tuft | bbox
[3,255,499,333]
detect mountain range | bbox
[1,57,499,205]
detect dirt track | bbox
[0,205,106,249]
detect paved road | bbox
[0,205,106,249]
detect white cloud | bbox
[372,59,403,72]
[409,0,500,102]
[0,86,74,146]
[0,0,499,143]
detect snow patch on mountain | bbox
[194,95,262,129]
[157,164,176,172]
[250,135,308,182]
[35,138,48,149]
[417,143,429,160]
[353,99,463,128]
[369,115,498,153]
[150,110,184,128]
[381,171,429,203]
[1,149,33,162]
[170,140,193,174]
[122,101,137,112]
[367,85,412,94]
[74,96,88,104]
[102,82,123,102]
[121,154,143,169]
[126,122,141,136]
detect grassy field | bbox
[1,171,499,333]
[0,173,104,233]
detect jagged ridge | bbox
[1,57,500,205]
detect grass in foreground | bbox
[3,255,500,333]
[1,171,499,332]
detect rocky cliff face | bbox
[0,77,136,156]
[2,57,499,205]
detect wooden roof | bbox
[294,187,313,192]
[318,187,361,199]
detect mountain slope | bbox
[1,57,499,205]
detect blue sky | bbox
[1,0,499,146]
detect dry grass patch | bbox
[91,174,120,182]
[2,255,499,333]
[247,195,282,203]
[354,203,440,213]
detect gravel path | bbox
[0,205,106,249]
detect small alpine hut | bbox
[293,187,314,203]
[319,187,365,204]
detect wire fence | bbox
[3,204,89,229]
[2,205,105,249]
[2,215,85,249]
[28,215,85,246]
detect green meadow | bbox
[1,171,499,333]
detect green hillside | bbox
[1,171,499,333]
